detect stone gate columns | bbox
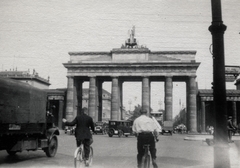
[187,76,197,133]
[164,76,173,121]
[58,100,64,129]
[232,101,237,126]
[111,77,120,120]
[66,76,74,120]
[74,78,83,116]
[97,81,103,121]
[201,100,206,132]
[119,81,123,120]
[142,77,150,115]
[88,76,97,121]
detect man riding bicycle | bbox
[132,109,161,168]
[62,107,95,165]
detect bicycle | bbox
[142,144,151,168]
[74,141,93,168]
[141,137,159,168]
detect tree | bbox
[128,104,142,121]
[128,105,153,121]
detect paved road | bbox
[0,132,239,168]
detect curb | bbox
[184,135,213,141]
[184,135,240,141]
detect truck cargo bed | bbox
[0,77,47,132]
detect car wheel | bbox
[108,129,114,137]
[118,130,123,137]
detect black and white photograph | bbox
[0,0,240,168]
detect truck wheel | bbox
[6,150,17,156]
[45,136,58,157]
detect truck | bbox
[0,77,60,157]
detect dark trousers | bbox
[137,134,156,166]
[228,129,235,141]
[76,139,91,159]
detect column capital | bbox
[88,75,96,78]
[67,76,74,79]
[111,76,119,79]
[165,76,173,79]
[188,75,197,79]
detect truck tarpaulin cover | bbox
[0,77,47,124]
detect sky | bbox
[1,0,240,116]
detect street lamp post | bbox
[208,0,230,168]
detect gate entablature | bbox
[64,50,199,79]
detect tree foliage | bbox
[128,104,142,121]
[128,104,153,121]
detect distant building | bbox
[0,69,50,89]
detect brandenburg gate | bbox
[63,29,200,132]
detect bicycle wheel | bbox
[142,154,150,168]
[74,147,85,168]
[87,146,93,167]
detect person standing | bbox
[132,109,161,168]
[62,108,95,165]
[227,116,237,143]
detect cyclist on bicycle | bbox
[132,109,161,168]
[62,107,95,165]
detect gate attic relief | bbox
[68,49,197,63]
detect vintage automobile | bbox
[94,121,107,134]
[108,120,133,137]
[64,126,75,135]
[161,121,173,135]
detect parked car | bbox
[108,120,133,137]
[64,126,75,135]
[94,121,107,134]
[162,121,173,135]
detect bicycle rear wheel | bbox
[86,146,93,167]
[142,154,150,168]
[74,147,85,168]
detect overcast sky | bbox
[1,0,240,115]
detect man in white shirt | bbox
[132,109,161,168]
